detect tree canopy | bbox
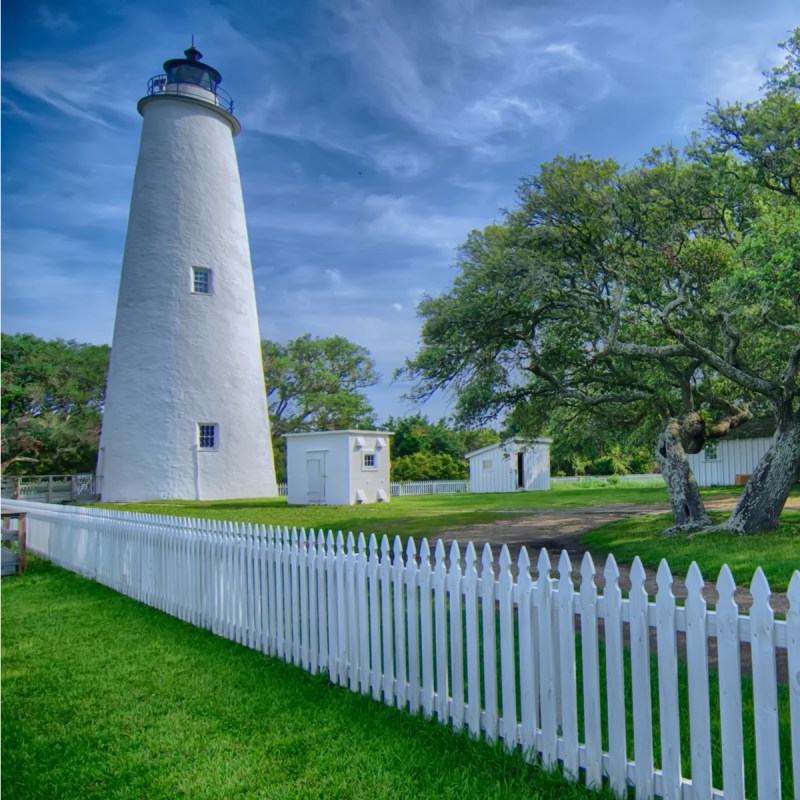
[1,333,109,475]
[262,334,379,437]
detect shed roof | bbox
[284,430,394,439]
[465,437,553,460]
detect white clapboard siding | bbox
[685,436,773,487]
[7,497,798,800]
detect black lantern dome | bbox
[144,41,235,116]
[163,44,222,93]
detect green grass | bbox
[582,511,800,592]
[2,557,613,800]
[98,484,748,540]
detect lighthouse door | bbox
[306,453,326,504]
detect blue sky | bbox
[2,0,797,424]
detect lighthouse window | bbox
[192,267,211,294]
[198,423,217,449]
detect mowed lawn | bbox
[102,484,743,539]
[2,558,613,800]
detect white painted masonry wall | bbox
[285,431,392,506]
[686,437,773,486]
[466,439,551,493]
[98,91,277,502]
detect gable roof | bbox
[465,437,552,460]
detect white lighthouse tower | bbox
[98,44,277,502]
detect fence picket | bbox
[393,537,408,709]
[433,540,448,723]
[557,550,578,777]
[684,563,711,800]
[316,532,329,674]
[603,555,627,797]
[750,568,781,800]
[481,544,498,743]
[463,541,481,738]
[655,560,682,800]
[537,548,557,768]
[499,545,518,749]
[406,537,420,714]
[368,534,381,700]
[299,529,310,670]
[579,553,602,788]
[419,539,434,719]
[630,557,654,800]
[335,532,348,688]
[517,547,537,759]
[448,541,465,731]
[326,531,338,682]
[347,533,359,692]
[357,533,370,694]
[380,535,394,707]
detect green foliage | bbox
[391,451,468,481]
[1,333,109,474]
[262,334,379,437]
[383,414,498,480]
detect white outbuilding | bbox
[685,418,775,486]
[465,438,552,493]
[285,431,393,506]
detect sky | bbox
[2,0,797,424]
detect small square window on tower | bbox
[198,423,218,450]
[363,452,377,470]
[192,267,211,294]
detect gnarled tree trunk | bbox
[656,417,711,534]
[719,414,800,534]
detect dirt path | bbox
[431,498,798,616]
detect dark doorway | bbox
[517,452,525,488]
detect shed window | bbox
[192,267,211,294]
[482,459,493,471]
[363,452,377,470]
[198,423,218,449]
[703,442,718,462]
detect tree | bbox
[383,414,497,481]
[1,333,109,474]
[404,133,797,533]
[262,334,380,438]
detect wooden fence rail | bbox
[4,498,798,800]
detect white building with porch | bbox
[285,431,393,506]
[465,438,552,493]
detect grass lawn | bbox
[99,484,747,540]
[581,511,800,593]
[1,558,611,800]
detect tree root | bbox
[659,517,713,537]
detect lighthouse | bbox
[98,44,278,502]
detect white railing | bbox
[6,498,797,800]
[390,480,470,496]
[551,474,665,485]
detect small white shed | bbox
[466,438,552,493]
[285,430,393,506]
[685,418,775,487]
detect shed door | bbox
[307,454,325,504]
[517,452,525,488]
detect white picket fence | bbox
[5,498,798,800]
[390,480,470,496]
